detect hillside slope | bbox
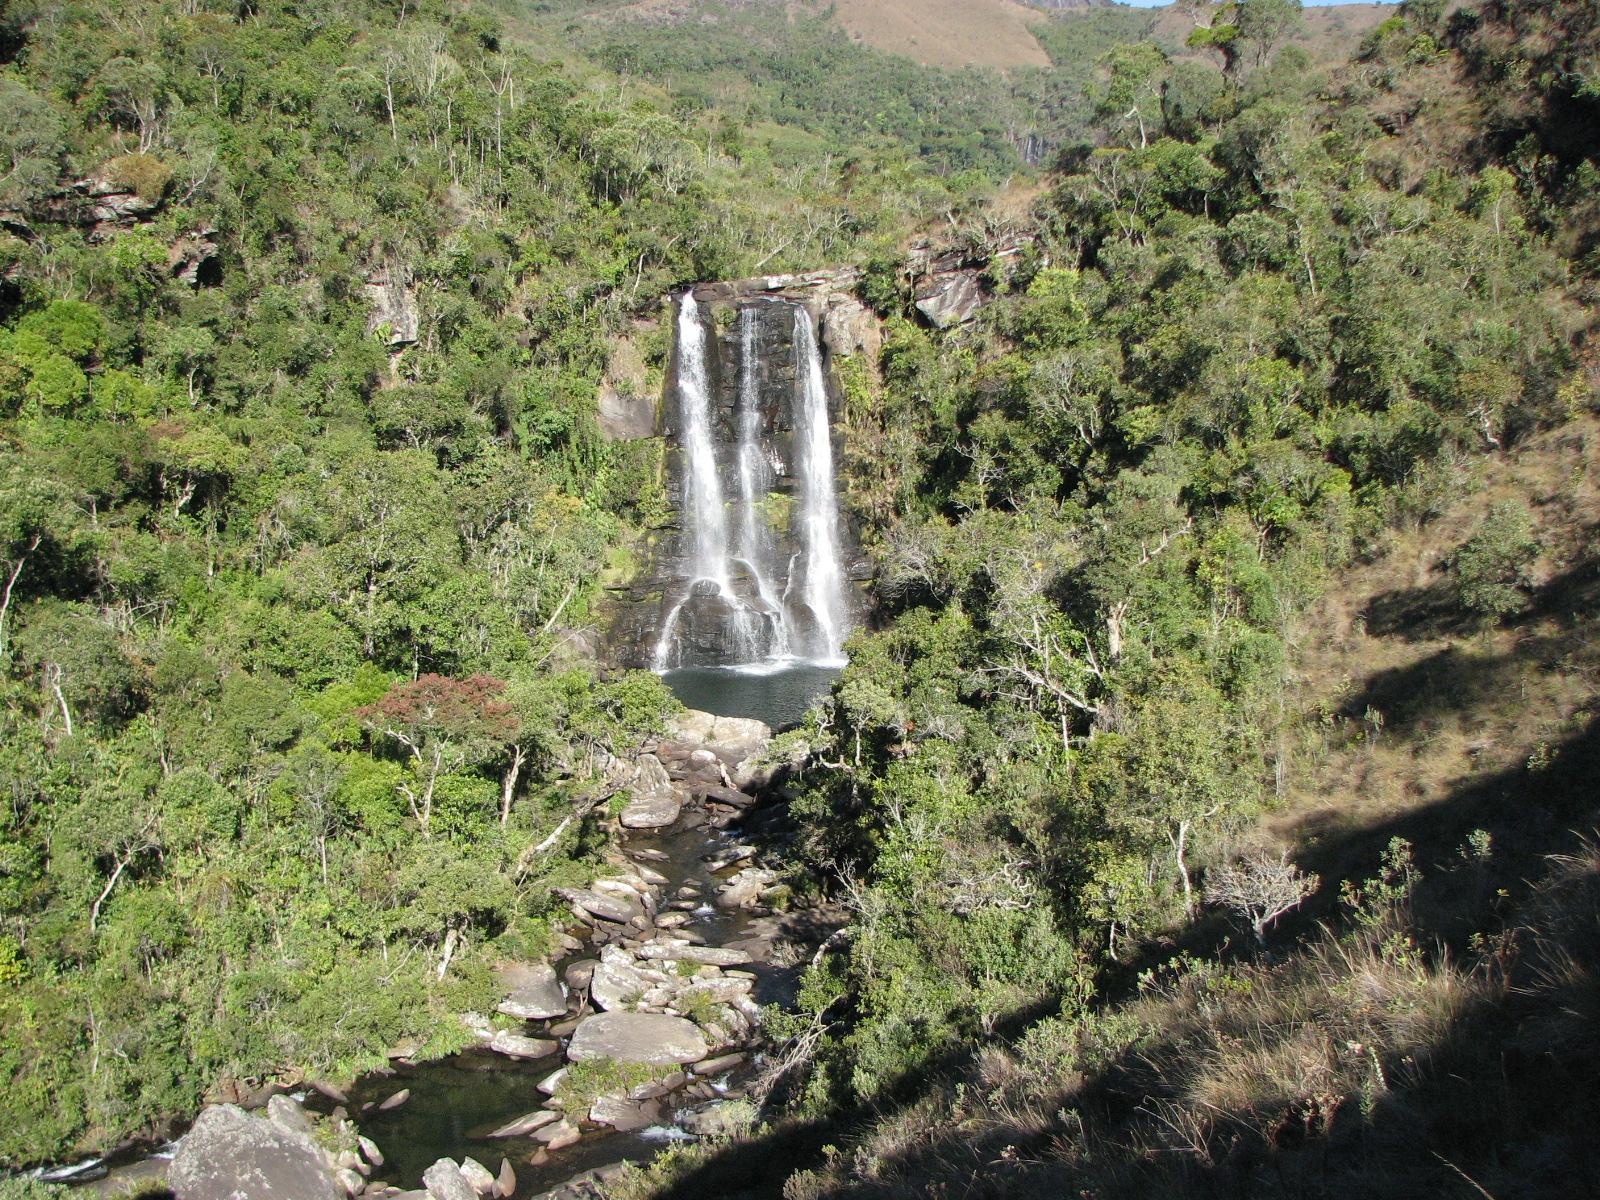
[829,0,1053,69]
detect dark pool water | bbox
[661,662,843,730]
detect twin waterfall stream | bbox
[650,294,852,676]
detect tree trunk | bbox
[1170,819,1194,916]
[500,745,525,826]
[436,926,459,980]
[48,663,73,737]
[0,535,41,661]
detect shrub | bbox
[102,153,172,200]
[1449,502,1540,624]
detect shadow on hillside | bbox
[1362,532,1600,645]
[645,715,1600,1200]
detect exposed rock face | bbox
[169,1105,342,1200]
[597,331,658,441]
[914,270,985,328]
[567,1011,710,1066]
[168,228,221,287]
[821,295,882,361]
[364,264,420,346]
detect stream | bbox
[68,663,840,1200]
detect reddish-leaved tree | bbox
[360,673,521,834]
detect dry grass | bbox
[827,0,1051,70]
[1261,416,1600,887]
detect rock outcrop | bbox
[169,1103,343,1200]
[364,264,420,347]
[566,1011,710,1066]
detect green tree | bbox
[1450,502,1540,624]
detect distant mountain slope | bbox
[829,0,1054,69]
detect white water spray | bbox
[791,307,849,664]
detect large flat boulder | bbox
[634,939,752,967]
[619,787,682,830]
[496,962,567,1021]
[666,711,771,758]
[567,1011,709,1066]
[170,1105,342,1200]
[487,1030,559,1060]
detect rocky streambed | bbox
[91,707,832,1200]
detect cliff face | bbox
[597,249,1033,670]
[600,284,873,670]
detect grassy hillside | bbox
[830,0,1053,70]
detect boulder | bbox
[421,1159,477,1200]
[563,959,598,991]
[716,868,775,910]
[679,1100,753,1139]
[567,1011,709,1067]
[487,1031,558,1060]
[377,1088,411,1111]
[667,710,771,756]
[619,786,682,830]
[635,939,752,967]
[494,1159,516,1199]
[169,1104,342,1200]
[588,1093,663,1132]
[532,1119,581,1150]
[589,959,653,1011]
[459,1158,496,1195]
[479,1109,560,1139]
[496,962,568,1021]
[536,1068,567,1095]
[695,783,756,808]
[264,1095,313,1137]
[557,888,644,924]
[692,1052,748,1076]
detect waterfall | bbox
[733,309,789,658]
[652,293,851,671]
[791,307,849,664]
[674,292,731,597]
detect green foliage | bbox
[1450,501,1541,623]
[776,0,1589,1132]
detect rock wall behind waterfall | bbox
[602,287,873,670]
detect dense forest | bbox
[2,0,1598,1196]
